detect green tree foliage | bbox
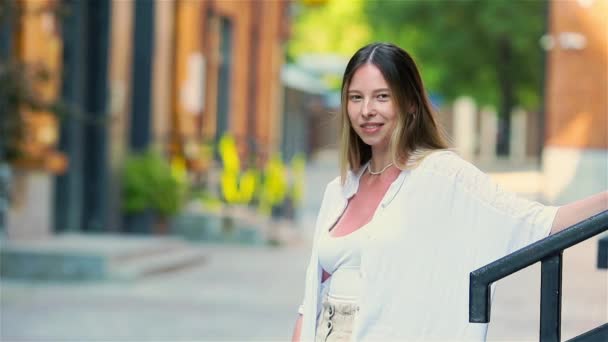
[287,0,372,61]
[365,0,547,113]
[289,0,547,154]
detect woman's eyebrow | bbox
[347,88,391,93]
[374,88,391,93]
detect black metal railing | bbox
[469,210,608,342]
[598,233,608,269]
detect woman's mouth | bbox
[360,123,383,134]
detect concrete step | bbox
[110,248,206,280]
[0,233,206,281]
[171,211,267,245]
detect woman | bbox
[291,42,607,341]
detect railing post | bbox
[598,233,608,269]
[540,253,562,342]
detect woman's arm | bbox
[291,314,303,342]
[550,191,608,235]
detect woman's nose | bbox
[362,99,376,117]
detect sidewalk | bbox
[1,244,310,341]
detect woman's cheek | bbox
[347,103,359,118]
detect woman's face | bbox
[347,63,398,151]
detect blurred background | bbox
[0,0,606,341]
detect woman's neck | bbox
[369,147,392,173]
[362,158,400,184]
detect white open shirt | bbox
[299,150,558,341]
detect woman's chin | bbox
[361,137,388,149]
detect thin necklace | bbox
[368,162,394,175]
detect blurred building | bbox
[3,0,290,238]
[2,0,68,239]
[281,64,339,160]
[542,0,607,204]
[281,53,351,159]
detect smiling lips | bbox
[360,122,384,134]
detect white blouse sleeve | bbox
[465,163,556,252]
[423,151,559,255]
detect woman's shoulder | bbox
[416,149,478,175]
[414,150,529,216]
[413,149,491,192]
[318,176,342,200]
[313,176,344,221]
[326,175,342,189]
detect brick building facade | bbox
[4,0,291,237]
[542,0,607,204]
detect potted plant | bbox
[121,151,187,234]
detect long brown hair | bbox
[339,42,449,183]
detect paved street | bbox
[1,243,310,341]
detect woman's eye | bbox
[349,95,362,101]
[377,94,390,101]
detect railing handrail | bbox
[470,209,608,323]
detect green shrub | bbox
[122,151,187,218]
